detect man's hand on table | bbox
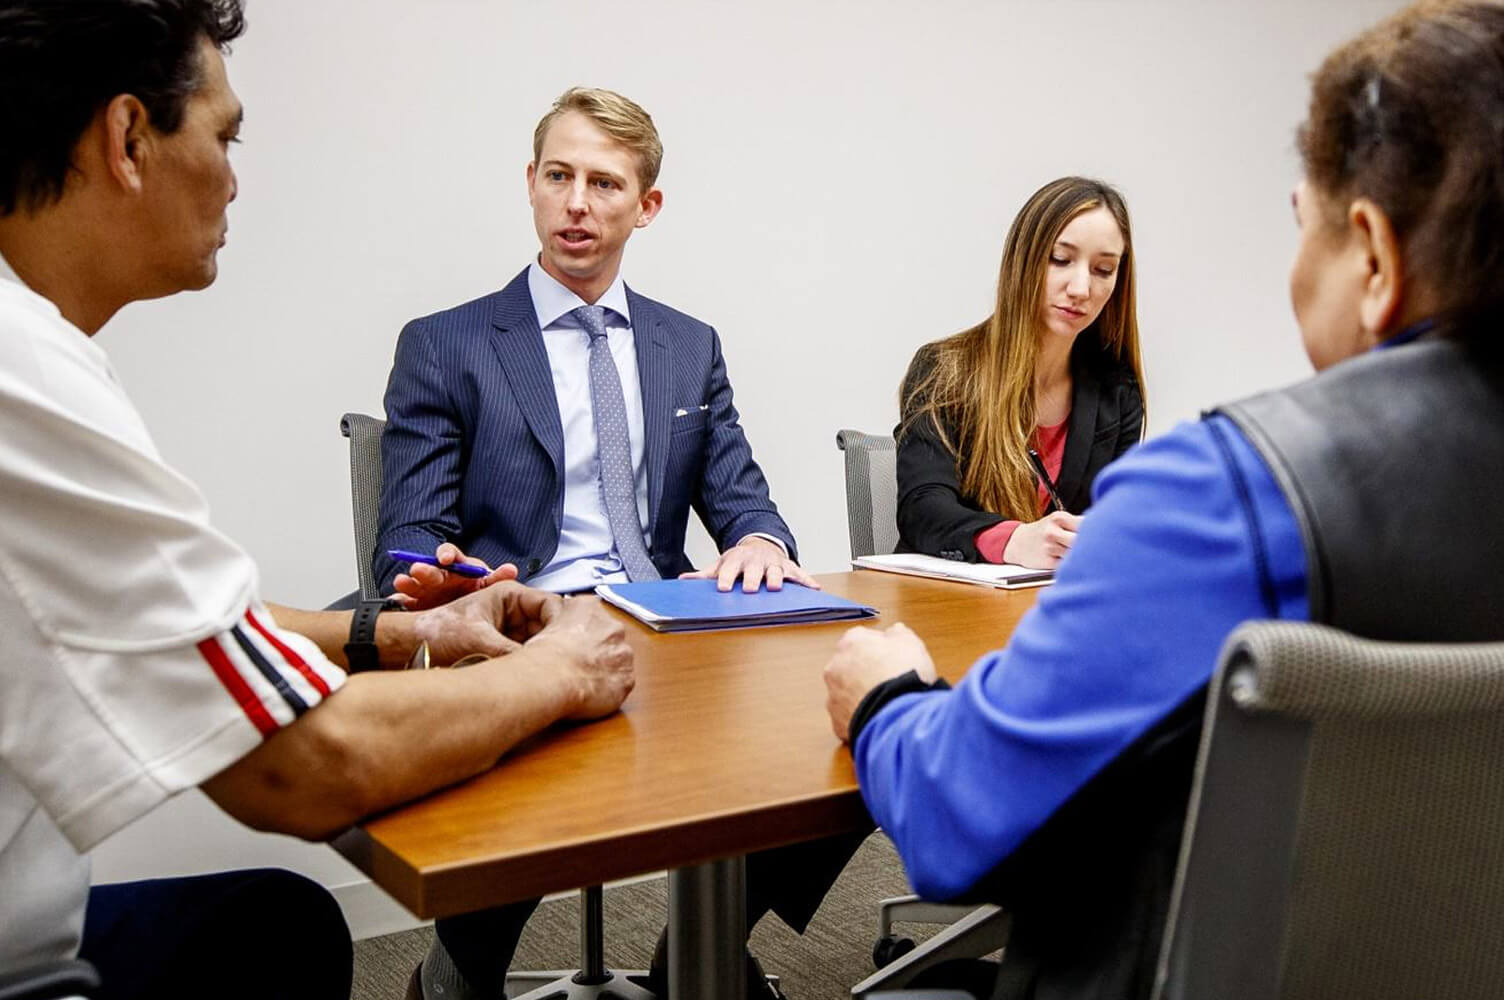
[525,597,636,719]
[413,580,563,664]
[391,542,518,610]
[679,535,821,593]
[823,623,938,743]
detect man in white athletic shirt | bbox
[0,3,635,996]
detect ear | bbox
[635,187,663,229]
[1349,198,1405,341]
[525,161,537,207]
[100,94,151,196]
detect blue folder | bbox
[595,579,878,632]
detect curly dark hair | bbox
[1299,1,1504,328]
[0,0,246,216]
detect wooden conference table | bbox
[335,571,1039,998]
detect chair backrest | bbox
[1156,621,1504,1000]
[339,412,386,599]
[835,429,899,559]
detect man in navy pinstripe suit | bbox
[378,88,865,1000]
[373,87,815,607]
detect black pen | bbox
[1027,449,1066,513]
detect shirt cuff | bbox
[737,532,789,558]
[974,521,1021,564]
[848,669,952,744]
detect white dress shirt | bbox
[522,263,786,593]
[525,263,651,593]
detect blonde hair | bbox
[902,176,1146,520]
[532,86,663,193]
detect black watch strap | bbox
[345,598,399,673]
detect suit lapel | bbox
[1057,358,1100,513]
[489,271,565,480]
[629,286,672,533]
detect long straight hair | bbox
[903,176,1145,520]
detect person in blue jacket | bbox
[823,3,1504,997]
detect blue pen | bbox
[386,549,491,578]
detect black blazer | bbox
[895,337,1144,561]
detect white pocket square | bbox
[673,404,711,417]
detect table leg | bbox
[667,856,746,999]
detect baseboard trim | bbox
[335,871,670,940]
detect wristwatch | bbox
[344,597,403,673]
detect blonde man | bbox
[375,87,813,603]
[376,88,862,999]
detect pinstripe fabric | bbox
[374,268,795,592]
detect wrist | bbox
[848,670,951,743]
[349,599,421,671]
[495,640,582,718]
[344,597,407,672]
[989,520,1023,564]
[376,607,425,669]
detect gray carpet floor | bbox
[352,831,966,1000]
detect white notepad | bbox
[852,553,1054,590]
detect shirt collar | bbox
[527,259,632,331]
[0,249,65,322]
[1375,317,1436,351]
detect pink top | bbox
[974,415,1069,564]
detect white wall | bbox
[89,0,1405,934]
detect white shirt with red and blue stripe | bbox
[0,253,344,971]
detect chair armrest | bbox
[0,959,100,1000]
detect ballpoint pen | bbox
[1027,449,1066,513]
[386,549,491,578]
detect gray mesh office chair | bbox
[886,620,1504,999]
[835,429,1011,995]
[339,412,387,600]
[835,430,900,559]
[337,412,650,1000]
[1154,620,1504,1000]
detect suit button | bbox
[526,558,542,574]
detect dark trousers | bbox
[81,868,353,1000]
[436,830,872,995]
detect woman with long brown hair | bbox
[897,176,1146,568]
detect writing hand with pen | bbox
[1004,448,1082,569]
[388,542,517,610]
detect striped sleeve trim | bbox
[196,608,342,737]
[244,607,333,698]
[197,633,279,736]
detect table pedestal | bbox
[669,857,747,999]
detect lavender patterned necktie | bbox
[572,305,660,581]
